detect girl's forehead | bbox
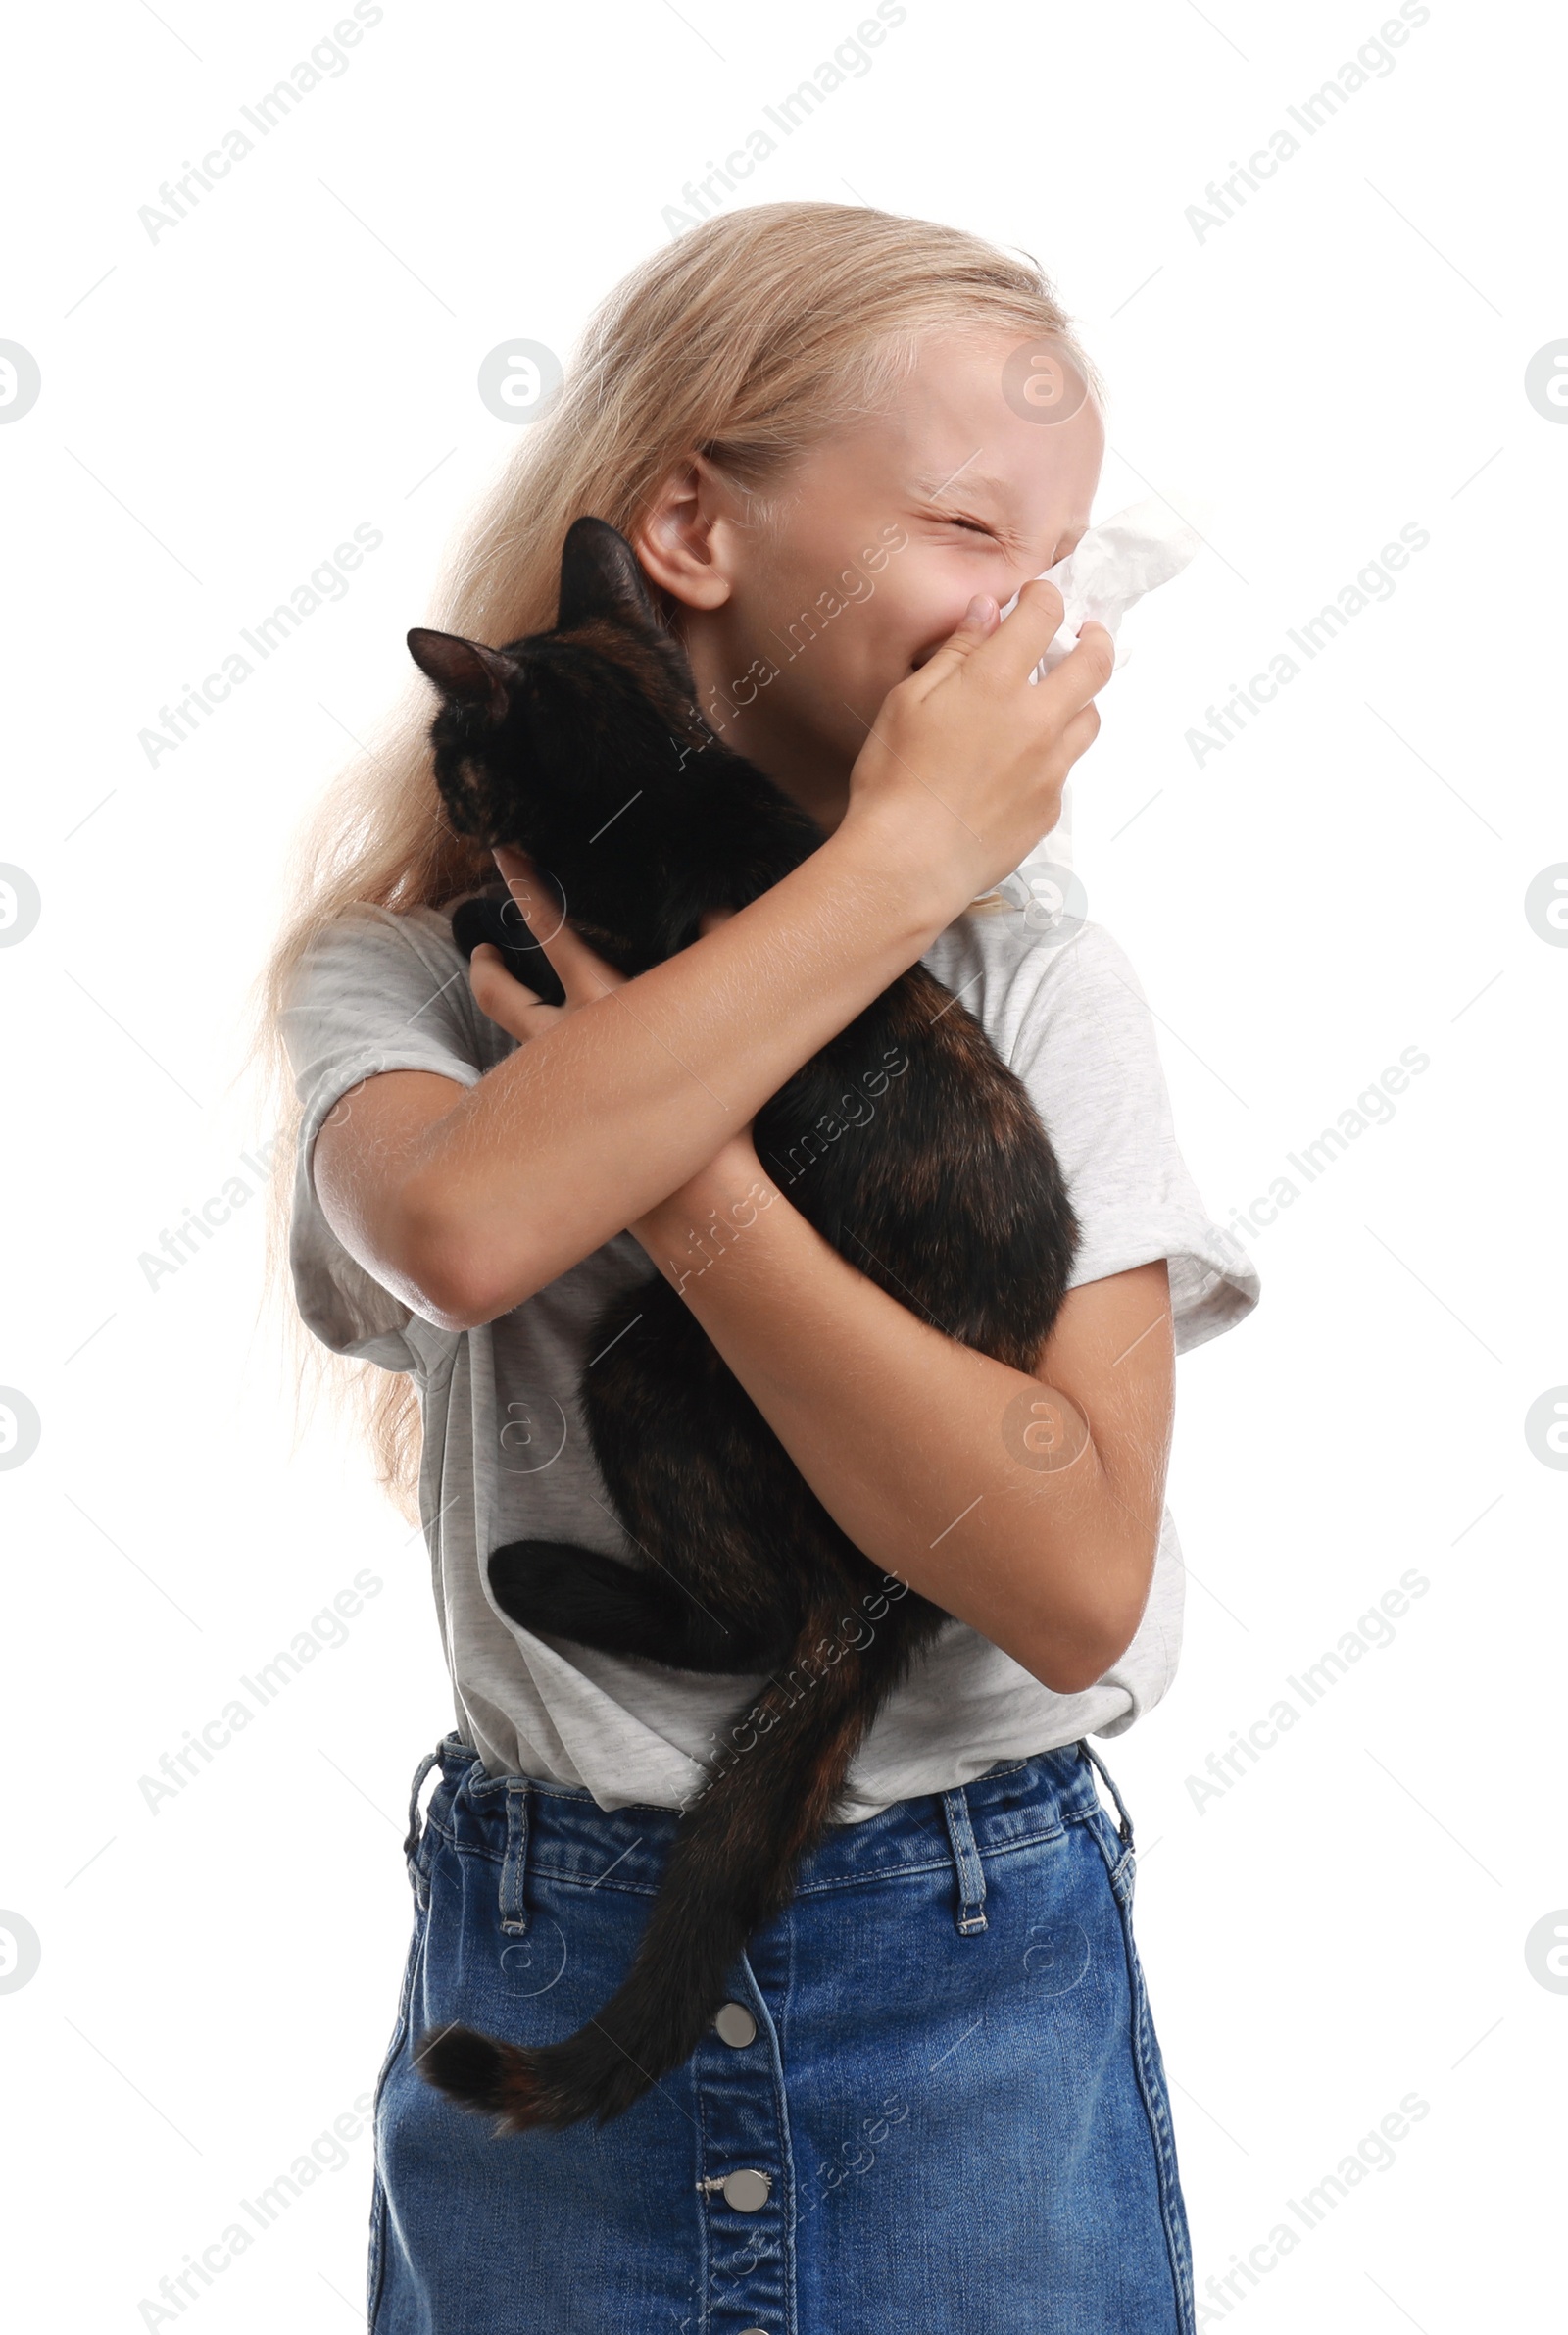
[880,328,1098,429]
[858,364,1105,515]
[907,461,1030,506]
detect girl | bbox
[262,200,1259,2334]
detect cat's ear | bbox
[407,628,514,720]
[556,517,659,635]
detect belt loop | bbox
[939,1785,988,1935]
[405,1746,441,1908]
[1079,1738,1135,1847]
[500,1775,531,1937]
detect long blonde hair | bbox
[244,199,1102,1521]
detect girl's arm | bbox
[423,893,1169,1696]
[312,586,1111,1327]
[630,1136,1173,1695]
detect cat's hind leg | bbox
[487,1540,791,1673]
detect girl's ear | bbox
[556,517,660,634]
[407,628,514,720]
[631,457,734,616]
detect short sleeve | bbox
[277,902,503,1372]
[1005,921,1261,1356]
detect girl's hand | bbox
[466,844,628,1044]
[467,847,752,1240]
[843,582,1114,918]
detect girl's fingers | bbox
[967,575,1069,688]
[466,943,559,1043]
[489,845,626,1008]
[546,921,626,1007]
[493,845,566,945]
[904,593,1002,696]
[1029,619,1116,720]
[910,578,1102,708]
[1056,699,1103,769]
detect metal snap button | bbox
[721,2167,771,2212]
[713,2000,758,2048]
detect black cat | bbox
[405,516,1080,2133]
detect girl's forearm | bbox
[630,1147,1172,1695]
[404,807,954,1318]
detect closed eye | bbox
[929,510,999,539]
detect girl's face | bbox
[639,327,1105,830]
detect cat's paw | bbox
[449,895,567,1006]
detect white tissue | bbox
[999,492,1211,679]
[992,493,1209,935]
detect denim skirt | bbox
[369,1730,1196,2333]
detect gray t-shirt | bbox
[280,889,1260,1820]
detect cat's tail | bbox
[413,1591,917,2134]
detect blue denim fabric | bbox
[369,1731,1196,2333]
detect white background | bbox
[2,0,1563,2326]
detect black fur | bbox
[405,517,1080,2133]
[449,892,566,1007]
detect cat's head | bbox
[409,518,795,972]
